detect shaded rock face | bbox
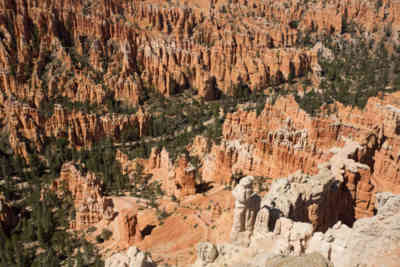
[307,192,400,267]
[189,139,400,266]
[0,198,17,234]
[227,148,368,244]
[203,131,374,231]
[222,165,349,258]
[254,137,389,231]
[260,168,348,232]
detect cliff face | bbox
[200,96,333,183]
[2,0,400,190]
[109,92,400,224]
[54,162,148,249]
[0,0,398,106]
[3,98,152,156]
[68,90,400,265]
[55,162,106,230]
[3,0,400,265]
[192,97,341,182]
[188,190,400,267]
[333,94,400,218]
[0,0,309,106]
[306,192,400,267]
[201,93,400,220]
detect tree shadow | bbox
[195,181,214,194]
[141,224,156,239]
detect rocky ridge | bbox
[188,185,400,267]
[2,0,400,157]
[2,0,400,266]
[105,172,400,267]
[96,91,400,265]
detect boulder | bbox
[105,246,155,267]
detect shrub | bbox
[96,229,113,243]
[289,20,299,29]
[95,235,104,243]
[87,226,97,233]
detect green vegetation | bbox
[42,137,163,198]
[129,163,163,201]
[289,20,299,29]
[39,91,138,119]
[156,208,171,221]
[0,137,103,266]
[118,82,267,163]
[0,133,166,266]
[3,11,400,267]
[295,37,400,115]
[87,226,97,233]
[95,229,113,243]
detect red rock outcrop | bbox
[171,155,197,198]
[189,92,400,221]
[2,98,152,154]
[121,147,197,199]
[3,0,400,264]
[54,162,107,230]
[2,0,400,160]
[316,93,400,218]
[112,91,400,226]
[197,96,337,184]
[113,209,141,247]
[3,0,396,107]
[55,162,148,247]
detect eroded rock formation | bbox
[196,93,400,222]
[3,99,152,156]
[230,176,259,245]
[113,209,141,247]
[3,0,400,265]
[191,183,400,267]
[54,162,107,230]
[2,0,400,157]
[307,192,400,267]
[130,148,197,199]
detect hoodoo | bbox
[1,0,400,266]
